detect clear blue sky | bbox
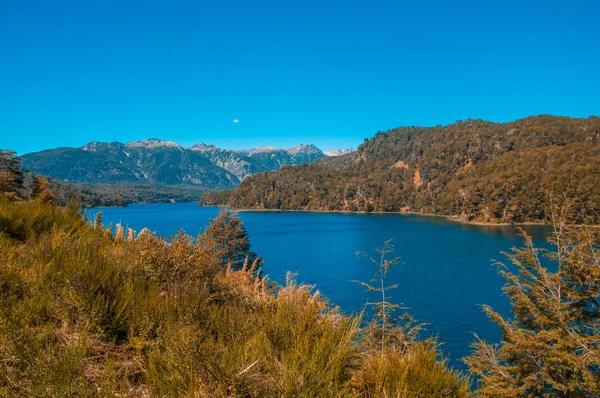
[1,0,599,154]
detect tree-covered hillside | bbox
[202,115,600,224]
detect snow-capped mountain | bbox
[324,149,354,157]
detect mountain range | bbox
[20,140,353,190]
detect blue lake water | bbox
[86,202,552,372]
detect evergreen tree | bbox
[0,150,24,200]
[204,208,262,272]
[466,222,600,396]
[29,175,55,204]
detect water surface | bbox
[87,202,552,371]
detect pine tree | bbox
[0,150,24,200]
[466,222,600,396]
[204,208,262,272]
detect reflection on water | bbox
[401,213,552,240]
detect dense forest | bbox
[202,115,600,224]
[23,173,208,208]
[24,173,127,207]
[76,183,208,206]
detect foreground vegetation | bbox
[0,199,470,397]
[467,205,600,396]
[202,115,600,224]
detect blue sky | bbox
[1,0,599,154]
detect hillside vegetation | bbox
[71,183,209,207]
[23,173,128,207]
[20,171,205,208]
[202,115,600,224]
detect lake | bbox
[86,202,552,371]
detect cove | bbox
[86,202,552,371]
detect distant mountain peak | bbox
[81,141,103,151]
[248,146,280,155]
[126,138,182,149]
[286,144,322,156]
[190,142,220,152]
[324,148,354,157]
[81,141,124,151]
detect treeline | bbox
[30,174,128,207]
[83,183,208,206]
[42,179,207,208]
[202,115,600,224]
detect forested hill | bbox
[201,115,600,224]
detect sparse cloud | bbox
[233,118,239,123]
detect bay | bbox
[86,202,552,371]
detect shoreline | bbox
[200,205,549,227]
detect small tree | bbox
[204,208,262,273]
[352,240,467,397]
[0,150,24,200]
[466,223,600,396]
[29,175,55,204]
[355,239,419,356]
